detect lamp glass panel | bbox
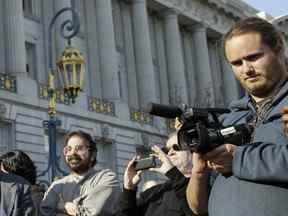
[72,64,77,86]
[76,64,82,87]
[65,64,73,87]
[57,65,64,88]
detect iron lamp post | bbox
[38,7,85,184]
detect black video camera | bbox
[146,103,253,154]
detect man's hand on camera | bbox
[123,157,142,190]
[203,144,236,174]
[174,117,183,131]
[149,145,174,175]
[192,152,210,176]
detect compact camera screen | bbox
[134,156,156,171]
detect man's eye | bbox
[231,60,242,66]
[76,145,85,151]
[246,53,263,61]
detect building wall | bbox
[0,0,271,184]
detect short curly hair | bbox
[0,150,37,185]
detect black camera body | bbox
[134,156,156,171]
[147,103,253,154]
[178,122,253,153]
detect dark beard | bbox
[66,155,91,174]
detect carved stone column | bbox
[131,0,157,108]
[208,40,225,106]
[163,9,188,104]
[4,0,26,75]
[0,0,5,72]
[222,59,240,104]
[120,1,139,108]
[192,24,215,106]
[84,0,102,97]
[96,0,120,100]
[182,30,197,105]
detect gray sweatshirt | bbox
[40,168,119,216]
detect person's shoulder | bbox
[228,95,250,111]
[1,171,31,186]
[219,96,251,123]
[43,175,73,198]
[89,168,119,187]
[46,174,72,190]
[91,168,117,177]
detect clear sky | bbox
[243,0,288,17]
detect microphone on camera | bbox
[145,103,183,119]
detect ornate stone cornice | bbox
[207,0,258,19]
[153,0,258,34]
[162,7,180,18]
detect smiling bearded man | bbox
[40,130,119,216]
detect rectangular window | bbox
[0,122,13,154]
[95,138,115,170]
[23,0,33,15]
[25,42,37,80]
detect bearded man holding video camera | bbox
[116,132,195,216]
[187,17,288,216]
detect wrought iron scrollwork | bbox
[48,7,80,72]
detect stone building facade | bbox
[0,0,283,184]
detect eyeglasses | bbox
[63,144,89,155]
[162,144,181,154]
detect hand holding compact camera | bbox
[133,145,174,174]
[123,156,143,190]
[134,156,157,171]
[124,144,177,190]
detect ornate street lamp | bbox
[57,46,85,103]
[38,7,85,184]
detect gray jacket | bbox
[0,171,35,216]
[209,80,288,216]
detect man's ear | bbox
[274,32,285,54]
[90,151,97,164]
[91,152,96,161]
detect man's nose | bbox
[167,148,175,156]
[242,61,255,74]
